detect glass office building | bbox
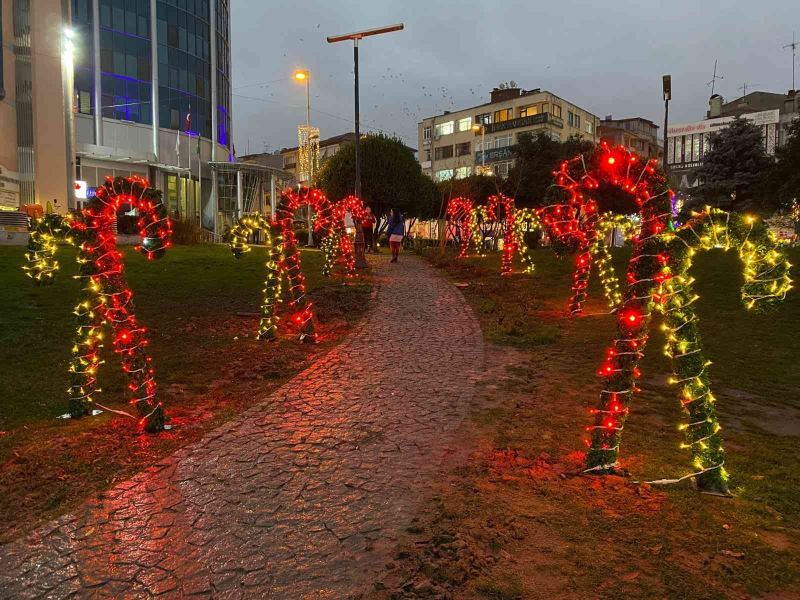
[71,0,231,230]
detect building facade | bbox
[275,132,359,182]
[0,0,73,213]
[417,85,600,181]
[597,116,661,160]
[72,0,232,231]
[666,89,800,192]
[0,0,233,233]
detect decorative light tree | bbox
[24,176,172,432]
[583,146,792,494]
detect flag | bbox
[184,104,191,132]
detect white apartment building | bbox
[417,84,600,181]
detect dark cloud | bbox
[232,0,799,153]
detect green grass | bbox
[421,245,800,599]
[0,243,371,538]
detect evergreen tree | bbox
[694,117,773,211]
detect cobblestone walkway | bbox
[0,256,484,599]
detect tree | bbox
[317,133,435,225]
[694,117,773,211]
[767,117,800,210]
[506,133,594,207]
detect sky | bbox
[231,0,799,155]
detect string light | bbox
[584,143,793,494]
[229,213,284,341]
[24,176,172,432]
[446,197,475,258]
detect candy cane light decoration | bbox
[24,176,172,432]
[446,197,475,258]
[584,147,792,494]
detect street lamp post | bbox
[62,27,77,211]
[294,69,315,246]
[327,23,404,268]
[472,123,486,173]
[662,74,671,177]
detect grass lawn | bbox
[378,246,800,600]
[0,243,371,541]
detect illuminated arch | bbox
[24,176,172,432]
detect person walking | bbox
[362,206,376,253]
[386,207,405,263]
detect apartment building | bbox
[667,90,799,191]
[417,84,600,181]
[598,116,661,160]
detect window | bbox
[550,104,562,118]
[575,114,581,129]
[434,169,454,181]
[494,108,512,122]
[455,166,471,179]
[457,117,472,132]
[434,145,454,160]
[520,105,539,118]
[493,161,512,177]
[568,111,575,127]
[475,112,492,125]
[423,126,431,140]
[585,120,593,134]
[455,142,471,157]
[495,134,513,148]
[435,121,454,137]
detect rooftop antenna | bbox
[784,33,798,91]
[706,59,724,96]
[738,82,760,98]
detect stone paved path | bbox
[0,256,484,599]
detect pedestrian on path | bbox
[387,208,405,263]
[362,206,377,253]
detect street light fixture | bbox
[327,23,404,268]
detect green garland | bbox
[23,214,74,285]
[229,213,284,341]
[588,213,637,311]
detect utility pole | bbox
[327,24,404,269]
[662,75,671,176]
[784,33,798,91]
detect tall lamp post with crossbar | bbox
[327,23,404,268]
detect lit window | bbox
[435,121,454,136]
[520,105,539,118]
[457,117,472,132]
[494,108,512,122]
[434,169,454,181]
[455,166,471,179]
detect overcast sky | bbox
[231,0,798,154]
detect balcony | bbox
[483,112,563,134]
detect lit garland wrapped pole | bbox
[588,213,637,311]
[446,197,475,258]
[511,208,542,274]
[273,187,333,343]
[24,214,74,285]
[24,176,172,432]
[485,194,518,276]
[229,213,283,341]
[329,195,367,278]
[584,146,793,494]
